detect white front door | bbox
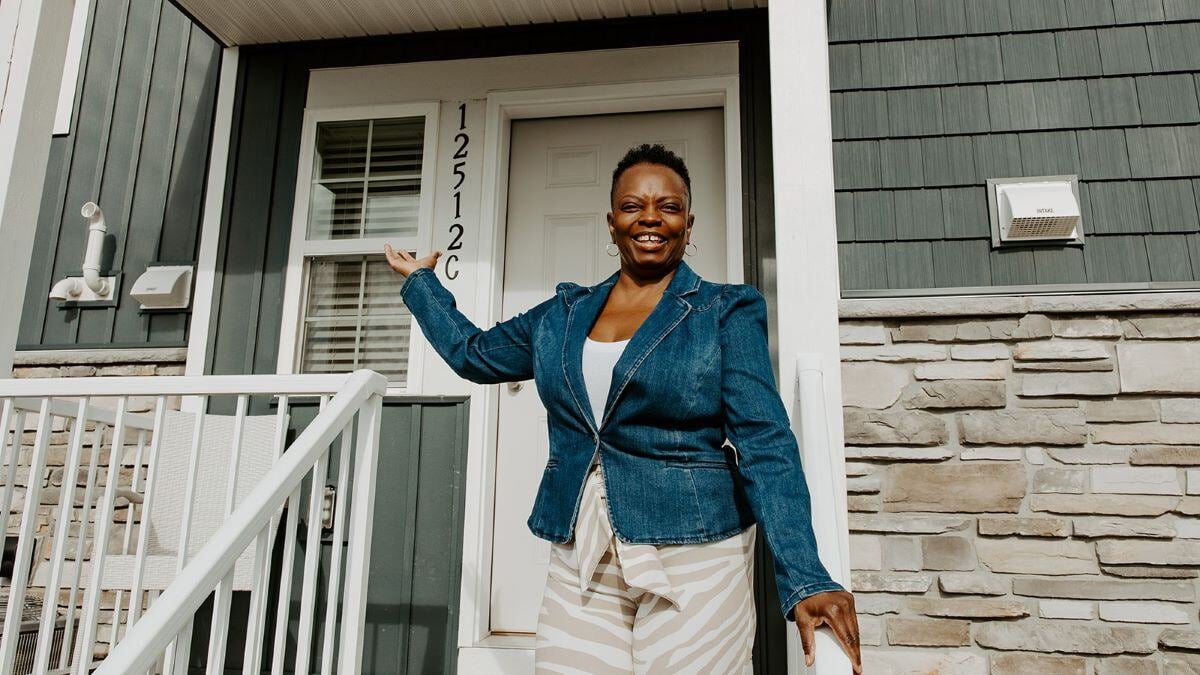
[490,108,729,633]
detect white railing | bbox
[0,369,387,675]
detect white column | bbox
[0,0,73,377]
[766,3,853,674]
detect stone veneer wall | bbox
[7,348,185,660]
[839,307,1200,674]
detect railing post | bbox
[339,392,383,674]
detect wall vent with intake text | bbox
[986,175,1085,248]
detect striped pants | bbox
[534,464,757,675]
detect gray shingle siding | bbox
[831,0,1200,292]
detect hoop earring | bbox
[685,240,698,257]
[605,242,619,257]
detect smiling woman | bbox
[384,143,862,674]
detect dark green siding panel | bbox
[1019,131,1081,175]
[917,0,968,36]
[1088,181,1152,234]
[1067,0,1118,28]
[942,187,991,239]
[1033,80,1094,129]
[880,139,925,188]
[1165,0,1200,20]
[1097,26,1154,75]
[1000,32,1060,79]
[1057,30,1104,77]
[853,191,897,241]
[923,136,976,186]
[1126,126,1200,177]
[1088,77,1143,126]
[834,141,882,189]
[894,189,946,240]
[1136,74,1200,124]
[877,0,919,39]
[1114,0,1166,23]
[1078,129,1133,179]
[932,239,991,286]
[841,91,889,138]
[828,44,862,90]
[18,0,220,349]
[973,134,1024,178]
[830,93,846,142]
[1009,0,1068,30]
[888,88,945,135]
[1146,23,1200,72]
[942,85,991,134]
[955,37,1003,84]
[1146,234,1197,280]
[839,243,889,289]
[964,0,1013,33]
[1147,179,1200,232]
[1084,235,1153,282]
[829,0,878,41]
[990,247,1037,285]
[836,192,856,241]
[257,400,468,675]
[885,241,936,287]
[987,83,1036,131]
[909,40,959,86]
[1034,247,1088,284]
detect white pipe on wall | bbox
[80,201,109,294]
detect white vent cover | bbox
[987,175,1085,247]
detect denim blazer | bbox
[397,258,844,619]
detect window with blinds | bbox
[292,110,434,387]
[308,117,424,240]
[300,255,413,381]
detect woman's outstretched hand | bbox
[384,244,441,278]
[793,590,863,674]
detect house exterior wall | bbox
[829,2,1200,671]
[17,0,220,351]
[829,0,1200,293]
[839,300,1200,673]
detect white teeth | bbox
[634,234,665,242]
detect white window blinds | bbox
[300,255,413,382]
[294,111,432,386]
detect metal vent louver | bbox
[987,176,1085,247]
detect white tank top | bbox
[582,336,630,431]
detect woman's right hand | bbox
[384,244,441,278]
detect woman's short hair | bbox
[610,143,692,206]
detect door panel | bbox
[491,108,727,633]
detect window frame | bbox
[277,102,440,392]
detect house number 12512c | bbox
[444,102,469,280]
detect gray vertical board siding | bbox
[829,2,1200,293]
[17,0,220,349]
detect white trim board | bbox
[184,47,239,389]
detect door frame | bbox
[457,75,744,669]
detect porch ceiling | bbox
[173,0,768,47]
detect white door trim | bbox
[458,75,743,665]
